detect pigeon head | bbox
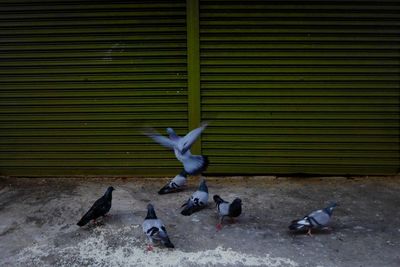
[324,202,338,216]
[145,203,158,220]
[166,127,179,140]
[198,179,208,193]
[105,186,115,195]
[229,198,242,217]
[104,186,115,199]
[103,186,114,199]
[213,195,224,206]
[213,195,222,203]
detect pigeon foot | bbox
[307,229,313,237]
[216,223,223,231]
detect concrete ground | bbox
[0,176,399,267]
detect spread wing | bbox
[178,122,208,154]
[144,128,176,150]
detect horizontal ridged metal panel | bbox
[0,0,188,176]
[200,0,400,175]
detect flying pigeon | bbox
[142,203,174,251]
[158,170,188,195]
[145,123,209,175]
[181,179,208,216]
[213,195,242,230]
[289,203,338,236]
[77,186,115,226]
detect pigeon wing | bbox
[288,216,311,231]
[158,225,174,248]
[178,123,208,154]
[181,190,208,216]
[91,195,111,217]
[142,219,174,248]
[218,202,230,217]
[77,195,108,226]
[158,173,187,194]
[144,128,176,149]
[308,210,331,227]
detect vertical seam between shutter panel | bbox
[186,0,202,154]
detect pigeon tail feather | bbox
[186,155,209,176]
[180,204,202,216]
[200,155,209,174]
[157,181,184,195]
[162,237,175,248]
[77,212,92,226]
[289,219,310,231]
[158,184,174,195]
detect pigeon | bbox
[142,203,174,251]
[145,123,209,175]
[77,186,115,226]
[213,195,242,230]
[289,203,338,236]
[158,170,188,195]
[181,179,208,216]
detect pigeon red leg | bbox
[216,217,224,231]
[146,244,154,252]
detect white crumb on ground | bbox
[14,226,298,267]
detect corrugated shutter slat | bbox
[0,0,188,176]
[200,0,400,175]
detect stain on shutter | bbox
[200,0,400,175]
[0,0,187,176]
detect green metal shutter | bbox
[0,0,188,176]
[200,0,400,175]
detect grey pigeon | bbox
[77,186,114,226]
[213,195,242,230]
[145,123,209,175]
[289,203,338,236]
[142,204,174,251]
[158,170,188,195]
[181,179,208,216]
